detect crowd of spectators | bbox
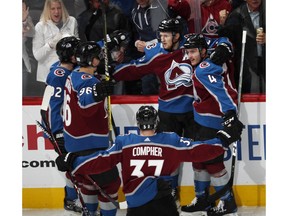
[22,0,266,97]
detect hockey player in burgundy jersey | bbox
[181,33,239,216]
[63,41,121,216]
[43,36,80,150]
[113,18,233,139]
[55,106,243,216]
[112,18,195,206]
[112,18,233,206]
[41,36,82,213]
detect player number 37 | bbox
[130,159,164,177]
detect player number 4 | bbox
[208,75,217,83]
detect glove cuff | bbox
[92,83,101,102]
[64,152,77,170]
[92,83,105,102]
[54,132,64,139]
[219,43,232,52]
[216,130,230,148]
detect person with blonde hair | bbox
[32,0,79,83]
[22,0,35,74]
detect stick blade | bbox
[41,85,54,111]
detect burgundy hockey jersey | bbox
[192,58,238,129]
[71,132,225,207]
[63,70,110,152]
[114,49,194,114]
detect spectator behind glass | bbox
[77,0,137,94]
[110,0,135,18]
[23,0,35,73]
[131,0,170,95]
[218,0,266,93]
[64,0,89,18]
[73,0,89,17]
[168,0,232,37]
[25,0,86,24]
[77,0,131,42]
[32,0,79,83]
[229,0,245,9]
[132,0,169,45]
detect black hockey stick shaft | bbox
[36,120,91,216]
[84,175,120,208]
[111,112,118,136]
[37,118,123,209]
[207,30,247,203]
[100,0,115,145]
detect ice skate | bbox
[207,198,238,216]
[64,198,82,213]
[180,195,214,216]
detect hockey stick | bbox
[82,175,128,209]
[207,30,247,202]
[99,0,115,145]
[36,120,92,216]
[36,118,127,209]
[39,86,126,210]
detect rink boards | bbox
[22,95,266,208]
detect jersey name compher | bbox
[132,146,163,157]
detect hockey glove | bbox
[222,110,238,127]
[53,132,67,154]
[92,80,115,102]
[106,30,130,50]
[217,110,244,147]
[55,152,77,172]
[210,43,233,66]
[217,118,244,148]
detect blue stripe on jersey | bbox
[64,131,110,152]
[158,94,194,113]
[193,108,223,130]
[125,177,158,208]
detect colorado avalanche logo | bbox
[54,68,65,77]
[146,42,157,50]
[81,74,93,80]
[164,60,193,90]
[199,61,210,68]
[202,14,219,36]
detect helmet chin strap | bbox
[164,36,179,52]
[172,41,180,51]
[171,33,181,51]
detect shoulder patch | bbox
[81,74,93,80]
[53,68,65,77]
[145,42,157,50]
[199,61,210,68]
